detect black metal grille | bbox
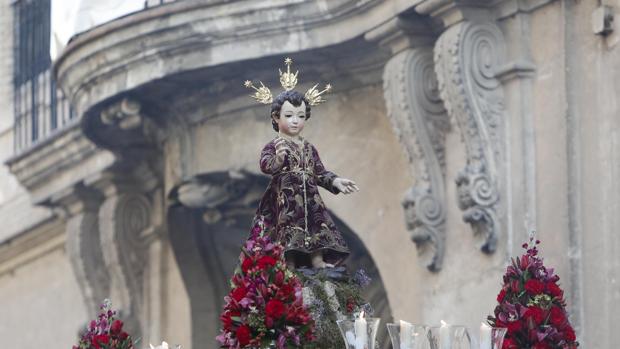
[12,0,74,153]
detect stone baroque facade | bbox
[1,0,619,348]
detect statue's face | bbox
[273,100,306,137]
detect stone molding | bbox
[382,48,450,271]
[55,0,389,117]
[434,21,506,253]
[4,123,116,205]
[413,0,559,26]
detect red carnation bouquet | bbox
[488,237,579,349]
[72,299,135,349]
[216,219,315,349]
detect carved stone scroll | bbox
[383,48,450,271]
[99,188,154,336]
[63,186,110,318]
[434,21,506,253]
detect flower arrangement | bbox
[73,299,135,349]
[488,237,579,349]
[216,220,315,349]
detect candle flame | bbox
[440,320,448,327]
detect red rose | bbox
[346,299,356,313]
[119,331,129,340]
[549,306,566,327]
[497,288,507,303]
[502,337,517,349]
[533,342,551,349]
[277,283,295,301]
[564,327,576,341]
[92,334,110,349]
[257,256,277,270]
[264,316,274,328]
[241,258,253,273]
[231,286,248,302]
[221,310,240,330]
[110,319,123,334]
[524,306,545,325]
[506,321,522,334]
[524,279,545,295]
[265,299,286,319]
[546,282,564,298]
[236,325,252,346]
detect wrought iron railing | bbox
[11,0,180,153]
[12,0,74,153]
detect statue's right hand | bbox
[274,138,289,164]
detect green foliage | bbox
[296,271,368,349]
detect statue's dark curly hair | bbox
[270,90,311,132]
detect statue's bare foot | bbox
[311,259,327,269]
[311,252,332,269]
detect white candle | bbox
[440,320,451,349]
[346,331,356,346]
[399,320,413,349]
[354,312,367,349]
[480,322,492,349]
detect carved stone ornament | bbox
[99,190,154,336]
[434,21,506,253]
[171,170,269,225]
[100,98,142,130]
[383,48,450,271]
[62,186,111,318]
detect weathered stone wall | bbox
[2,1,620,348]
[0,223,88,348]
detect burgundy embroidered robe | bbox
[253,137,350,266]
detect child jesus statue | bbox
[244,58,359,269]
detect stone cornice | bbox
[413,0,558,26]
[0,216,64,276]
[54,0,427,120]
[5,123,117,205]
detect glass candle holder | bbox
[427,324,473,349]
[337,317,381,349]
[386,321,429,349]
[479,325,507,349]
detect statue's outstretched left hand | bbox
[333,178,360,194]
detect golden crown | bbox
[244,57,332,106]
